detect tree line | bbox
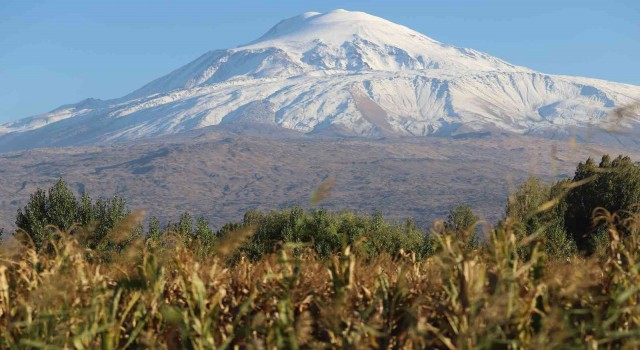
[10,154,640,259]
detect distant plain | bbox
[0,128,634,231]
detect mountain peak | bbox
[124,9,527,100]
[249,9,430,48]
[2,9,638,151]
[233,9,524,76]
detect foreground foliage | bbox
[1,205,640,349]
[3,153,640,348]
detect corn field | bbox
[1,206,639,349]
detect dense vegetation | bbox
[1,154,640,348]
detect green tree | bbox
[15,179,130,251]
[46,179,78,230]
[16,179,78,250]
[90,196,129,249]
[147,216,162,241]
[78,192,95,227]
[445,204,478,233]
[175,211,194,244]
[564,155,640,253]
[444,204,479,250]
[193,217,215,246]
[505,177,575,258]
[222,207,428,261]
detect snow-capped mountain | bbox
[2,9,639,151]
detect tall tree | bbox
[15,179,130,251]
[445,204,479,249]
[445,204,478,233]
[565,155,640,253]
[16,179,78,250]
[505,177,575,258]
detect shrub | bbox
[223,206,430,261]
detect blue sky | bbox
[1,0,638,122]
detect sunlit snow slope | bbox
[2,9,639,150]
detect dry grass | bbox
[1,206,639,349]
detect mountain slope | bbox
[1,9,639,151]
[1,131,634,231]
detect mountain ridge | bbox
[1,9,639,151]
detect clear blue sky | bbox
[1,0,638,122]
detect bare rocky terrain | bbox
[0,128,634,232]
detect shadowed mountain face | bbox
[0,9,639,152]
[0,129,634,231]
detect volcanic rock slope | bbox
[0,131,635,231]
[1,9,639,151]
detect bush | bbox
[226,206,430,261]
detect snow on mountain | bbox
[1,9,639,151]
